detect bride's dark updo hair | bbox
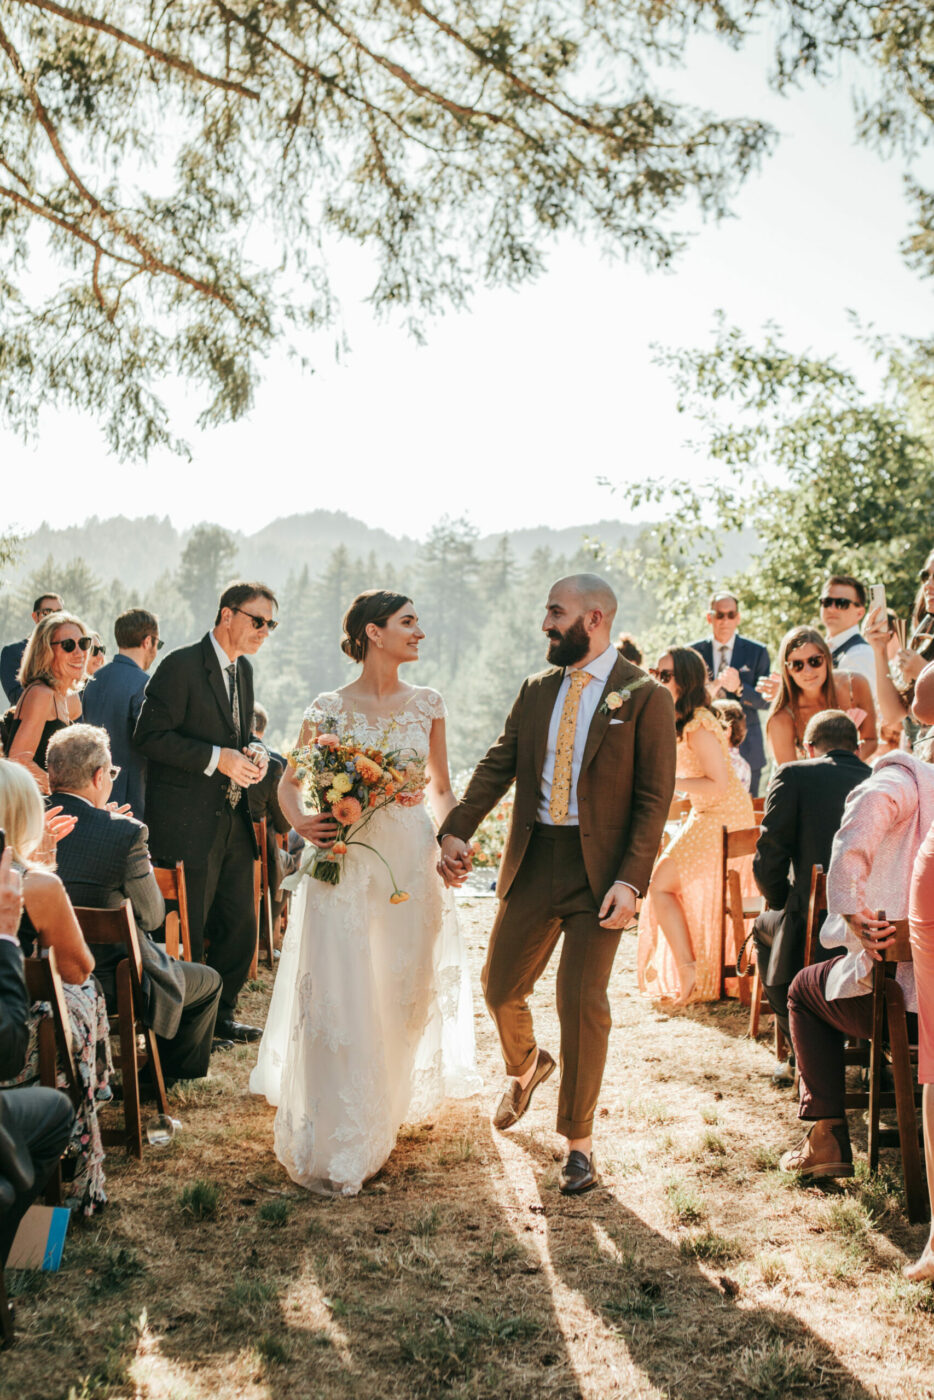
[341,590,412,662]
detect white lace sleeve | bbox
[303,692,342,733]
[417,688,447,721]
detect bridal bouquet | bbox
[283,732,427,899]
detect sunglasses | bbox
[819,596,856,610]
[787,654,826,673]
[154,637,164,650]
[232,606,279,632]
[51,636,91,653]
[921,569,933,584]
[650,668,674,683]
[712,610,737,620]
[91,644,106,658]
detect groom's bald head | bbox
[543,574,618,667]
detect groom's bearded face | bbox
[546,615,591,666]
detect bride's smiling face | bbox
[368,603,425,664]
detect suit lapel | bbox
[580,657,630,774]
[533,669,564,783]
[202,634,236,735]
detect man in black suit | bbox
[47,724,224,1078]
[0,593,64,705]
[134,581,278,1042]
[752,709,870,1078]
[0,847,74,1268]
[690,590,771,795]
[82,608,162,819]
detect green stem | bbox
[347,839,402,895]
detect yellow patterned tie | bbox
[549,670,593,824]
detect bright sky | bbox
[3,31,933,541]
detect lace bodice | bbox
[303,687,447,761]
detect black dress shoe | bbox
[215,1020,262,1043]
[211,1036,235,1053]
[558,1150,599,1196]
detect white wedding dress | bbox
[250,686,481,1195]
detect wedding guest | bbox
[765,627,876,767]
[134,581,276,1043]
[82,608,162,819]
[615,634,643,667]
[1,612,89,794]
[0,759,111,1214]
[779,745,934,1179]
[689,591,771,796]
[0,845,75,1269]
[85,634,106,679]
[711,698,750,790]
[638,646,756,1006]
[819,574,876,697]
[864,550,934,762]
[0,593,64,706]
[48,726,223,1079]
[751,711,870,1079]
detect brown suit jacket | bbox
[439,655,677,901]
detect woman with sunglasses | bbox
[1,611,89,793]
[766,628,877,768]
[865,551,934,763]
[83,633,107,680]
[637,646,756,1006]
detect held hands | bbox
[292,813,339,849]
[598,882,637,930]
[843,908,896,961]
[437,835,473,888]
[218,747,264,787]
[755,673,782,703]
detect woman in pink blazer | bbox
[906,661,934,1281]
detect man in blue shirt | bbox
[82,608,161,819]
[0,592,64,704]
[690,590,771,796]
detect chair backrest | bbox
[803,865,827,968]
[23,946,82,1107]
[884,918,912,964]
[668,796,691,824]
[253,818,269,888]
[722,825,760,862]
[153,861,191,961]
[752,796,765,814]
[73,901,145,987]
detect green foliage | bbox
[611,318,934,653]
[0,2,774,456]
[257,1198,290,1227]
[178,1177,220,1219]
[176,525,238,624]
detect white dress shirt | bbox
[538,644,619,825]
[204,630,237,777]
[828,624,877,698]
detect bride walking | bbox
[250,590,480,1194]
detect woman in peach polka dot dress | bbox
[638,647,755,1005]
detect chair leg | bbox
[867,971,886,1173]
[262,890,275,968]
[749,966,762,1039]
[143,1029,169,1116]
[886,983,927,1224]
[773,1019,788,1064]
[117,965,143,1160]
[0,1267,13,1349]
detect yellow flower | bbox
[326,787,341,804]
[332,772,353,794]
[390,891,410,905]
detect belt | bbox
[533,821,581,839]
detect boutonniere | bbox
[599,673,653,715]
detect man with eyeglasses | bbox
[82,608,163,820]
[134,581,278,1045]
[819,574,876,698]
[0,593,64,705]
[689,591,771,796]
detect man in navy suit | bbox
[690,590,771,795]
[82,608,162,819]
[0,592,64,705]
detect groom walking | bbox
[439,575,676,1194]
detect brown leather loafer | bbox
[491,1048,556,1131]
[559,1149,599,1196]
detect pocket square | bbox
[609,719,627,726]
[740,665,751,672]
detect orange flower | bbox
[332,796,362,825]
[355,755,383,784]
[332,841,348,855]
[389,891,409,904]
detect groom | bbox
[439,575,676,1194]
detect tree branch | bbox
[18,0,260,99]
[0,180,145,272]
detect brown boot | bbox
[779,1118,853,1179]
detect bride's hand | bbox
[293,813,339,848]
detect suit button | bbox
[526,822,533,831]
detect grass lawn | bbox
[5,898,934,1399]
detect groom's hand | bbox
[598,882,637,930]
[438,835,472,887]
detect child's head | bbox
[712,698,746,749]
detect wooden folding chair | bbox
[274,830,292,936]
[254,819,274,969]
[73,902,168,1160]
[843,919,925,1222]
[752,795,766,816]
[23,948,83,1205]
[720,825,765,1001]
[248,821,271,979]
[153,863,192,961]
[802,865,827,970]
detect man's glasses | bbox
[151,637,164,650]
[712,610,737,620]
[91,644,106,658]
[819,596,855,610]
[51,636,91,653]
[650,667,674,683]
[107,765,121,781]
[37,607,60,618]
[787,655,826,673]
[232,607,279,632]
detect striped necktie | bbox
[549,669,592,825]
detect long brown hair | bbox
[768,626,837,729]
[665,646,710,738]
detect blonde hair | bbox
[18,611,88,693]
[0,758,46,862]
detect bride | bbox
[250,589,481,1194]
